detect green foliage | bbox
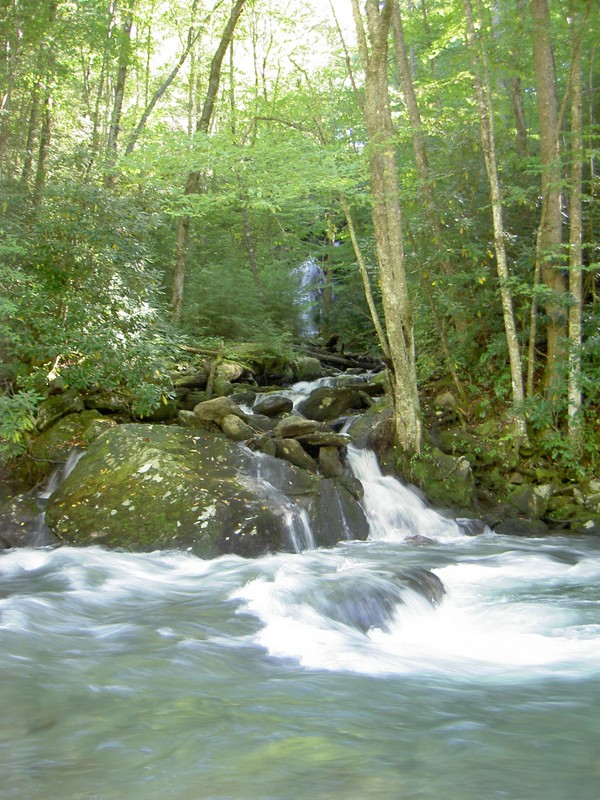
[1,183,180,414]
[0,390,43,462]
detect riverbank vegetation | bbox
[1,0,598,480]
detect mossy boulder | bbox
[403,447,475,510]
[44,422,378,556]
[45,424,309,557]
[36,390,85,432]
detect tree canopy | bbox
[1,0,598,471]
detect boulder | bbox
[318,446,345,478]
[44,424,324,558]
[0,494,57,549]
[292,356,322,381]
[406,448,475,510]
[221,414,254,441]
[253,394,294,417]
[274,437,318,473]
[193,396,248,424]
[507,484,553,519]
[309,478,370,546]
[297,432,351,448]
[297,386,361,422]
[273,416,321,438]
[36,390,85,432]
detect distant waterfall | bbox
[295,257,325,338]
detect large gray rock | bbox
[193,396,248,424]
[44,424,384,557]
[297,386,361,422]
[273,416,320,438]
[45,424,308,557]
[36,390,85,432]
[274,437,318,473]
[253,394,294,417]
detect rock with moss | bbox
[298,386,363,422]
[43,422,379,556]
[44,424,326,557]
[36,390,85,432]
[403,447,475,511]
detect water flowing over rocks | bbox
[43,424,369,556]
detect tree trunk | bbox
[32,85,52,206]
[463,0,528,442]
[171,0,247,324]
[567,5,583,443]
[20,83,40,188]
[391,0,467,340]
[125,0,202,156]
[530,0,566,394]
[104,3,135,188]
[351,0,421,454]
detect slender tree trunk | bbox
[104,3,135,188]
[125,0,202,155]
[351,0,421,454]
[340,194,391,360]
[32,85,52,206]
[463,0,528,442]
[20,83,40,188]
[530,0,566,394]
[391,0,467,341]
[567,6,584,443]
[171,0,247,324]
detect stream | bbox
[1,379,600,799]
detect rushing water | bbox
[2,534,600,800]
[2,383,600,799]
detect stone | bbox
[44,424,320,558]
[221,414,254,441]
[297,386,361,422]
[173,368,209,389]
[494,517,549,536]
[456,517,488,536]
[309,478,370,546]
[247,435,277,457]
[253,394,294,417]
[216,362,244,383]
[0,494,57,549]
[193,396,248,424]
[297,432,351,448]
[273,415,320,438]
[318,446,345,478]
[274,437,318,473]
[36,390,85,432]
[84,391,130,414]
[407,448,475,510]
[507,484,553,519]
[292,356,322,381]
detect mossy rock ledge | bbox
[44,423,364,557]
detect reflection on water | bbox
[1,535,600,800]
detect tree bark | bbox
[530,0,566,394]
[351,0,422,454]
[171,0,247,324]
[463,0,528,442]
[104,2,135,188]
[391,0,467,339]
[567,5,583,443]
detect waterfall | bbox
[295,257,325,338]
[32,448,85,545]
[347,445,464,542]
[243,450,316,553]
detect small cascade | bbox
[244,450,316,553]
[347,445,463,543]
[34,449,85,544]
